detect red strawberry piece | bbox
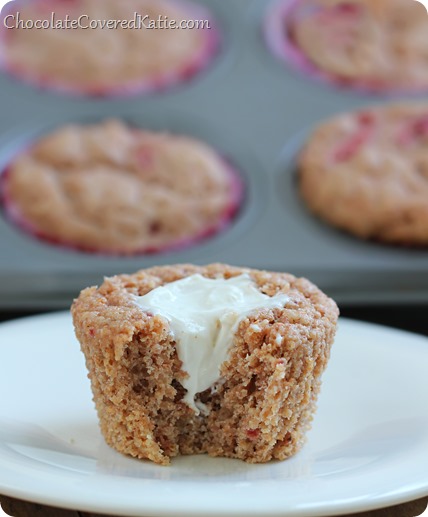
[246,429,260,440]
[397,115,428,146]
[333,112,376,163]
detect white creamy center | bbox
[135,274,289,413]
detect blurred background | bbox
[0,0,427,336]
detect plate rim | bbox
[0,312,428,517]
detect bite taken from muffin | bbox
[1,119,243,254]
[72,263,339,465]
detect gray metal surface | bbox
[0,0,427,309]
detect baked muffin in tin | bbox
[1,119,243,254]
[299,103,428,245]
[0,0,219,96]
[266,0,428,93]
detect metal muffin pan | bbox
[0,107,267,301]
[0,0,427,308]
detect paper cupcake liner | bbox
[0,155,244,256]
[264,0,428,95]
[0,0,220,97]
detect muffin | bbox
[0,0,219,96]
[1,119,242,254]
[71,263,339,465]
[266,0,428,92]
[299,103,428,245]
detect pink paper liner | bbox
[0,0,220,97]
[0,151,244,257]
[264,0,428,95]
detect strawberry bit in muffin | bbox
[397,115,428,147]
[246,429,261,440]
[333,112,376,163]
[135,144,155,169]
[314,2,362,37]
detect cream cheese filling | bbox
[135,273,289,413]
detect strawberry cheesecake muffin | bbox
[1,119,242,254]
[299,103,428,245]
[0,0,219,96]
[71,263,339,465]
[266,0,428,92]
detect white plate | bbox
[0,312,427,517]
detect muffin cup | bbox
[264,0,428,95]
[72,263,339,465]
[0,0,221,97]
[0,119,245,256]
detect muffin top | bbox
[2,120,242,254]
[1,0,218,95]
[286,0,428,91]
[299,103,428,244]
[72,263,339,357]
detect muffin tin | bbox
[0,0,427,308]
